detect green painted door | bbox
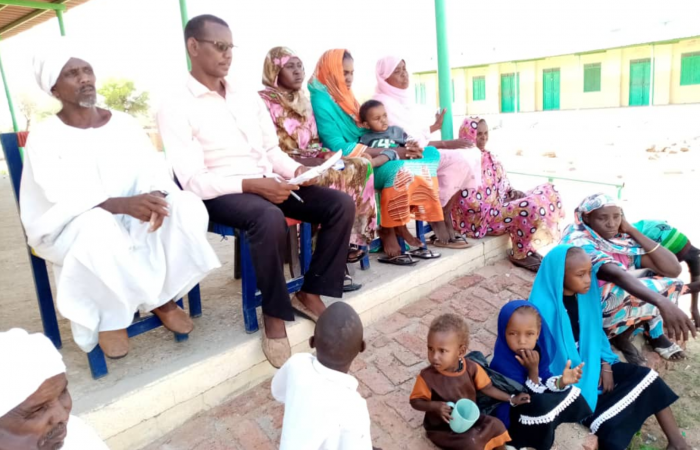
[629,59,651,106]
[543,68,560,110]
[500,73,519,113]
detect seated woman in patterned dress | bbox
[561,193,696,364]
[452,117,565,272]
[259,47,377,271]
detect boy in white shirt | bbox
[272,302,380,450]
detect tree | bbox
[17,94,57,131]
[98,79,150,116]
[17,95,37,131]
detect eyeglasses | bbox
[196,39,235,53]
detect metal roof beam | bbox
[0,0,66,11]
[0,0,68,36]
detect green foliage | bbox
[97,79,150,116]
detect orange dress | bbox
[410,359,511,450]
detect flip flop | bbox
[654,343,686,360]
[509,253,543,273]
[347,247,367,264]
[407,247,441,260]
[429,235,470,249]
[378,254,418,266]
[343,273,362,292]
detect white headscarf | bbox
[0,328,66,418]
[33,37,89,96]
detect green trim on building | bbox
[583,63,602,92]
[472,76,485,101]
[680,52,700,86]
[416,34,700,75]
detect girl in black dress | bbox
[530,244,690,450]
[490,300,593,450]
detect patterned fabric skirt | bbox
[582,363,678,450]
[452,183,564,259]
[373,146,443,228]
[600,275,684,339]
[318,157,377,246]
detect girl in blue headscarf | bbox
[530,244,689,450]
[491,300,591,450]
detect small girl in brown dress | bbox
[410,314,530,450]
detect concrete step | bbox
[76,236,510,450]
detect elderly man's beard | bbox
[77,86,97,108]
[38,421,67,450]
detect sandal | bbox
[347,245,367,264]
[344,275,362,292]
[378,254,417,266]
[408,247,441,260]
[509,253,543,273]
[654,343,686,360]
[429,235,470,249]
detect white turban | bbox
[0,328,66,418]
[33,37,89,96]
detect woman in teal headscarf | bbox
[308,49,446,264]
[530,245,689,450]
[561,193,695,363]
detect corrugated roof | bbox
[0,0,92,39]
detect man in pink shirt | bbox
[158,15,355,368]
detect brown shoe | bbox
[291,294,320,322]
[153,301,194,335]
[98,329,129,359]
[261,321,291,368]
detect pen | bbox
[289,190,304,203]
[264,175,304,203]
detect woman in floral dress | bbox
[451,117,565,272]
[259,47,376,264]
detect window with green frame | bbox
[680,52,700,86]
[583,63,601,92]
[415,83,426,104]
[472,76,485,101]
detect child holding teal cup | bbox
[410,314,529,449]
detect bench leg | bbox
[300,223,312,274]
[359,245,370,270]
[287,224,301,278]
[234,236,242,280]
[30,252,62,349]
[239,231,260,334]
[87,345,109,379]
[187,284,202,318]
[174,298,189,342]
[415,221,427,246]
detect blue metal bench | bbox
[209,219,312,334]
[1,132,202,379]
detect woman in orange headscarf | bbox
[309,49,444,265]
[258,47,376,260]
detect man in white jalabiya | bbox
[0,328,109,450]
[20,40,221,358]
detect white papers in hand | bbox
[287,151,343,185]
